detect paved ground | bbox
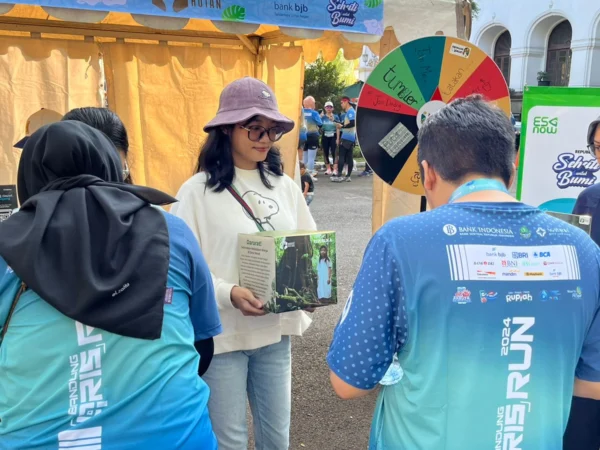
[289,174,377,450]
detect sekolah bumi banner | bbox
[517,86,600,213]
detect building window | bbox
[546,20,572,87]
[494,30,511,85]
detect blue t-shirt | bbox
[321,114,339,137]
[0,212,222,449]
[573,183,600,246]
[341,107,356,143]
[328,202,600,450]
[303,108,322,138]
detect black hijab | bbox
[0,121,177,340]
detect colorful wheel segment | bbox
[357,36,511,195]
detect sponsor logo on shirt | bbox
[453,287,471,304]
[443,224,458,236]
[519,226,532,239]
[533,251,551,258]
[524,271,544,277]
[506,291,533,302]
[540,290,561,302]
[497,317,535,448]
[567,287,583,299]
[479,291,498,303]
[549,269,563,278]
[447,244,580,281]
[476,270,497,279]
[536,227,547,237]
[512,252,529,259]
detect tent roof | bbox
[0,1,471,62]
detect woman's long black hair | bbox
[197,121,284,192]
[62,107,132,184]
[319,245,330,263]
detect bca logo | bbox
[443,224,457,236]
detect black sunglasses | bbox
[241,125,284,142]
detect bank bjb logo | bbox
[443,224,457,236]
[479,290,497,303]
[533,116,558,134]
[327,0,359,27]
[453,287,471,304]
[275,1,308,13]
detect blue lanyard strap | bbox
[449,178,509,203]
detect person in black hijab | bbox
[0,120,175,339]
[0,120,222,450]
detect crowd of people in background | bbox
[299,94,373,200]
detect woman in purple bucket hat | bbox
[172,77,317,450]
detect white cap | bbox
[324,101,334,108]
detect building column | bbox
[509,47,545,91]
[569,39,595,87]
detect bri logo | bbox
[512,252,528,259]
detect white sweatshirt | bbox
[171,168,317,354]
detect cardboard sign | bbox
[238,230,337,313]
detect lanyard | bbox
[449,178,509,204]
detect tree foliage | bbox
[304,51,356,112]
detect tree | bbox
[303,51,355,112]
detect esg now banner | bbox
[517,86,600,213]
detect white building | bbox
[471,0,600,91]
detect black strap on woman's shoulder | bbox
[226,186,266,232]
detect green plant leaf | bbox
[222,5,246,21]
[365,0,383,8]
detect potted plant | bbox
[537,71,551,86]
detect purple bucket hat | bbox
[204,77,294,133]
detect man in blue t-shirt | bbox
[0,212,222,449]
[302,96,322,177]
[327,96,600,450]
[333,96,356,183]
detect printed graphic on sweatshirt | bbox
[241,191,279,230]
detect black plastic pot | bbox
[538,80,550,86]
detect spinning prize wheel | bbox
[356,36,511,195]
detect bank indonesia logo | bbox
[443,224,457,236]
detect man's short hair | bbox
[417,95,515,186]
[299,162,306,169]
[341,96,351,102]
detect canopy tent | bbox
[0,0,472,208]
[343,80,364,100]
